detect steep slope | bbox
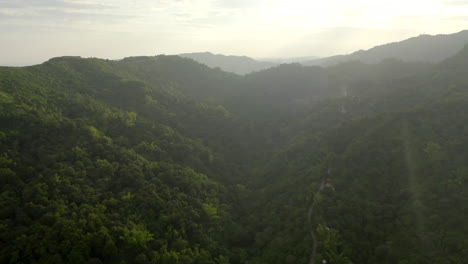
[0,57,256,263]
[115,55,241,102]
[304,30,468,66]
[179,52,276,75]
[244,44,468,264]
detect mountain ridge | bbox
[304,29,468,66]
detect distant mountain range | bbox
[180,30,468,74]
[179,52,276,75]
[304,30,468,66]
[178,53,321,75]
[258,56,320,64]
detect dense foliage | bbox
[1,45,468,263]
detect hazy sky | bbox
[1,0,467,65]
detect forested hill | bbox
[304,30,468,66]
[1,45,468,263]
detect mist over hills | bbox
[1,34,468,264]
[178,53,321,75]
[304,29,468,66]
[179,52,276,75]
[180,31,468,75]
[257,56,320,64]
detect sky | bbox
[1,0,467,66]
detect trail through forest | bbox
[307,178,325,264]
[308,168,335,264]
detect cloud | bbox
[39,9,135,22]
[1,0,467,65]
[187,14,237,27]
[439,15,468,21]
[0,0,139,30]
[438,0,468,6]
[0,0,113,9]
[212,0,270,9]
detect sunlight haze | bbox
[1,0,467,65]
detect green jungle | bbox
[1,45,468,264]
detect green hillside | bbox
[1,45,468,263]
